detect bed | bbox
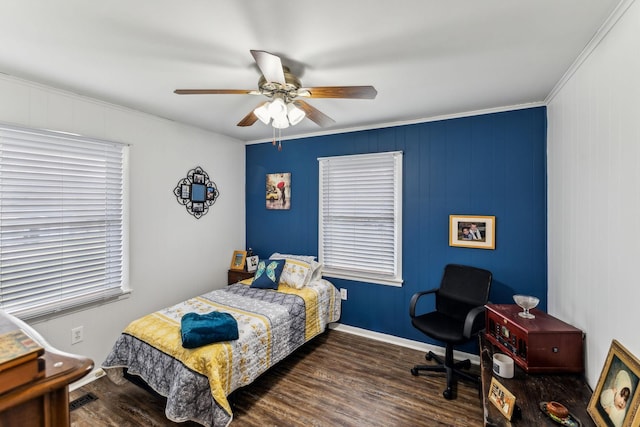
[102,255,340,427]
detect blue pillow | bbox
[250,259,286,289]
[180,311,239,348]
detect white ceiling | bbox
[0,1,621,143]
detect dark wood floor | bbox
[70,329,484,426]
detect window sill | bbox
[11,289,132,322]
[322,270,403,287]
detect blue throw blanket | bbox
[180,311,239,348]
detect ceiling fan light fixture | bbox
[271,115,290,129]
[287,103,306,125]
[268,95,287,118]
[254,103,271,125]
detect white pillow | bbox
[278,259,313,289]
[269,253,322,287]
[269,253,319,271]
[309,264,323,282]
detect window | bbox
[318,151,403,286]
[0,123,128,319]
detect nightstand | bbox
[228,269,254,285]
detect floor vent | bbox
[69,392,98,411]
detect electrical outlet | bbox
[340,288,348,300]
[71,326,83,344]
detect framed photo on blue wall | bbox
[449,215,495,249]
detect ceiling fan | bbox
[174,50,377,129]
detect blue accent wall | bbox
[246,107,547,349]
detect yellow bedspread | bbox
[103,279,340,427]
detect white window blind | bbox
[0,124,128,319]
[318,151,403,286]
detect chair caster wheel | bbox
[425,352,433,361]
[411,368,419,376]
[443,389,453,400]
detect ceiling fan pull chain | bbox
[272,127,276,146]
[278,129,282,151]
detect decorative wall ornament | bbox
[173,166,219,219]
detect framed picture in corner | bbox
[588,340,640,427]
[230,250,247,271]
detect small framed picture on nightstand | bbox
[230,250,247,271]
[246,256,259,273]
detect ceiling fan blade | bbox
[293,100,336,127]
[297,86,377,99]
[237,111,258,127]
[250,50,286,85]
[174,89,259,95]
[237,101,268,127]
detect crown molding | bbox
[546,0,637,104]
[245,101,545,145]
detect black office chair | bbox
[409,264,492,399]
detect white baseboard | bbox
[329,323,480,366]
[69,325,480,392]
[70,367,106,392]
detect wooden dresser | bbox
[0,313,93,427]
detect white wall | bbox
[0,75,246,370]
[547,0,640,387]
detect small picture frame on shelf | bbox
[488,377,517,420]
[230,250,247,271]
[246,255,259,273]
[588,339,640,427]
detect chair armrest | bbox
[409,288,438,318]
[463,305,486,338]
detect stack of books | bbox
[0,322,45,395]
